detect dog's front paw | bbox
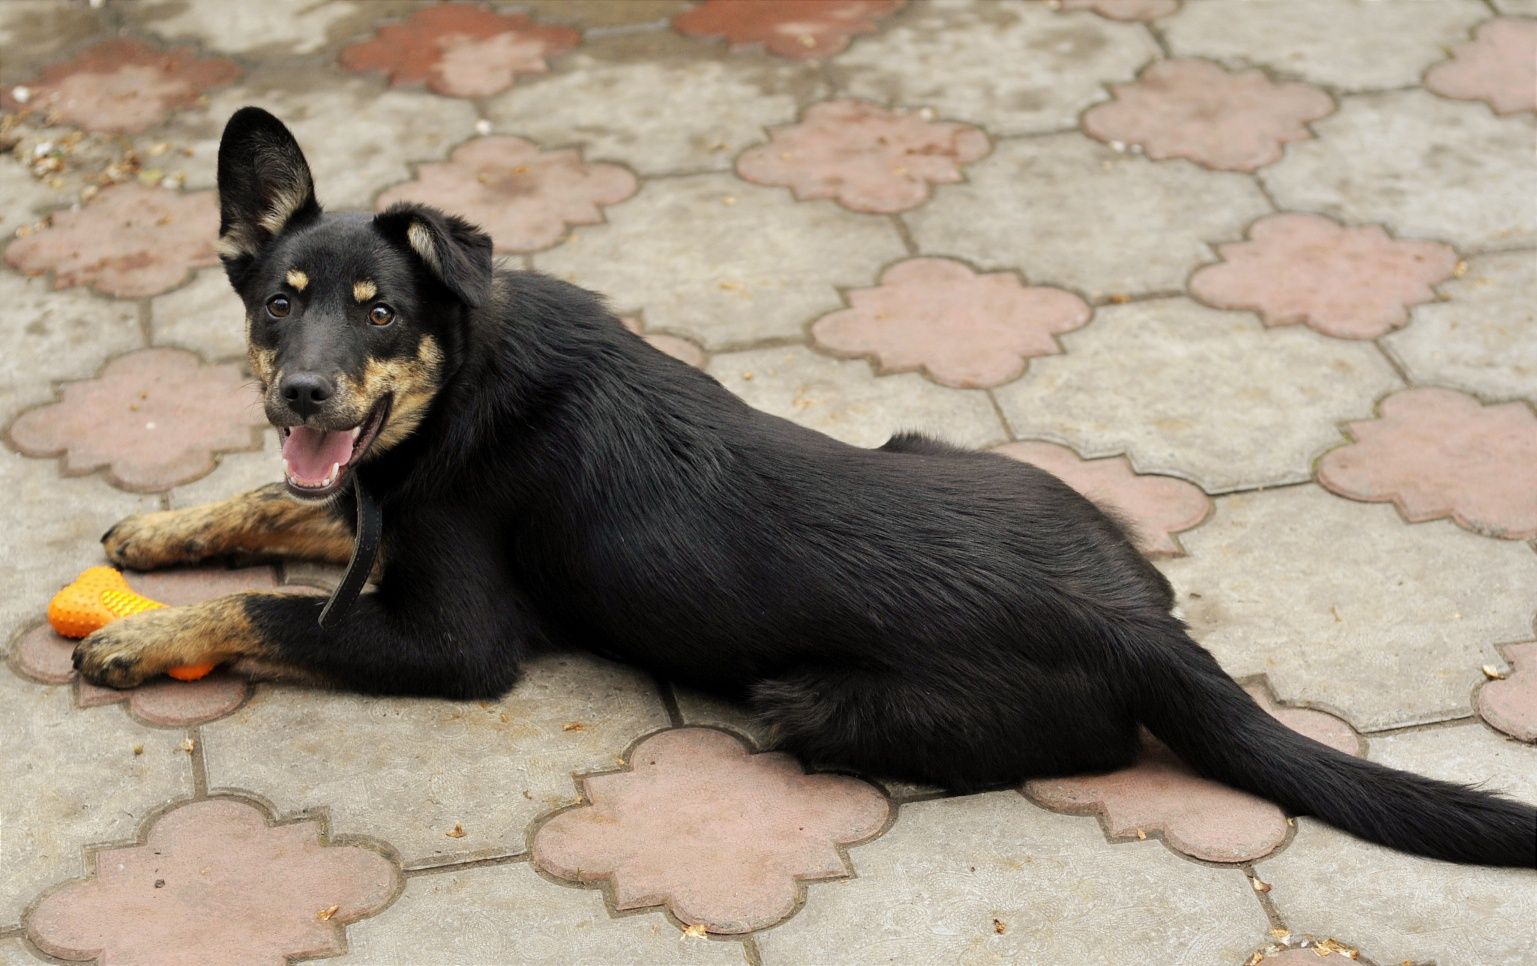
[102,510,209,570]
[73,610,183,688]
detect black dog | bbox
[75,107,1536,869]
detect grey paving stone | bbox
[1491,0,1537,12]
[832,0,1158,135]
[905,135,1272,300]
[0,668,193,929]
[1383,249,1537,402]
[1262,91,1537,250]
[1158,485,1537,731]
[0,0,112,86]
[200,654,670,867]
[149,268,247,363]
[992,298,1403,493]
[1257,722,1537,966]
[754,791,1269,964]
[125,0,420,57]
[534,175,906,348]
[346,861,748,965]
[708,346,1007,450]
[167,431,283,511]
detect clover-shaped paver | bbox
[339,3,580,98]
[673,0,904,59]
[737,99,989,214]
[376,137,636,254]
[27,797,400,965]
[1425,17,1537,116]
[0,38,239,133]
[1025,683,1362,863]
[1060,0,1179,20]
[1317,387,1537,540]
[1189,213,1460,339]
[621,316,706,369]
[4,182,219,298]
[1477,641,1537,743]
[9,348,266,492]
[532,727,891,934]
[995,441,1211,556]
[1083,58,1334,171]
[12,565,278,726]
[811,257,1090,388]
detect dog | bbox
[73,107,1535,869]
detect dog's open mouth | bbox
[278,396,391,499]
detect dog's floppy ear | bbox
[373,202,494,308]
[215,107,320,281]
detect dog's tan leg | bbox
[102,483,352,570]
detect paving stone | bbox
[1162,0,1488,91]
[149,268,248,363]
[485,31,819,176]
[0,452,156,645]
[1257,723,1537,966]
[1478,639,1537,743]
[0,153,68,225]
[1382,249,1537,402]
[992,298,1403,492]
[0,937,42,963]
[0,0,113,87]
[347,861,746,964]
[521,0,692,28]
[709,345,1007,450]
[1083,58,1334,172]
[1261,90,1537,250]
[167,431,284,511]
[25,797,400,965]
[0,666,191,929]
[126,0,420,57]
[533,728,891,934]
[9,348,267,494]
[1159,486,1537,731]
[4,183,219,299]
[737,99,988,213]
[375,136,638,254]
[1025,684,1360,864]
[1492,0,1537,13]
[200,653,669,867]
[1317,387,1537,540]
[905,135,1271,300]
[1425,17,1537,116]
[1060,0,1178,21]
[674,0,903,60]
[754,791,1269,964]
[830,0,1158,136]
[1189,212,1459,339]
[534,175,906,347]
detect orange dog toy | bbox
[48,567,216,681]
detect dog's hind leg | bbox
[751,664,1138,792]
[101,483,353,570]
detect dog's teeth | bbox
[349,427,362,442]
[323,462,339,486]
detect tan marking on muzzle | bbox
[356,336,445,453]
[285,268,309,291]
[353,279,378,303]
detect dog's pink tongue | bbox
[281,427,352,485]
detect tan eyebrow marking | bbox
[353,280,378,303]
[284,269,308,291]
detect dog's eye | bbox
[368,303,395,327]
[266,295,291,319]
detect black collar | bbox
[319,478,381,629]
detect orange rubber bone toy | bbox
[48,567,216,681]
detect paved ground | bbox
[3,0,1536,963]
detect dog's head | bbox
[215,106,492,500]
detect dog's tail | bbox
[1123,616,1536,868]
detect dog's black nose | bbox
[279,372,335,417]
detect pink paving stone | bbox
[673,0,904,59]
[1425,18,1537,116]
[4,182,220,298]
[1317,387,1537,540]
[531,727,891,934]
[1189,213,1459,339]
[12,566,279,726]
[26,797,400,966]
[1024,684,1362,863]
[736,99,989,214]
[1083,58,1335,172]
[8,348,266,492]
[621,316,707,368]
[994,441,1211,556]
[338,3,580,98]
[1477,641,1537,743]
[0,39,240,134]
[810,257,1091,389]
[375,137,637,254]
[1059,0,1180,20]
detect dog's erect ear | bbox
[373,202,494,308]
[215,107,320,279]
